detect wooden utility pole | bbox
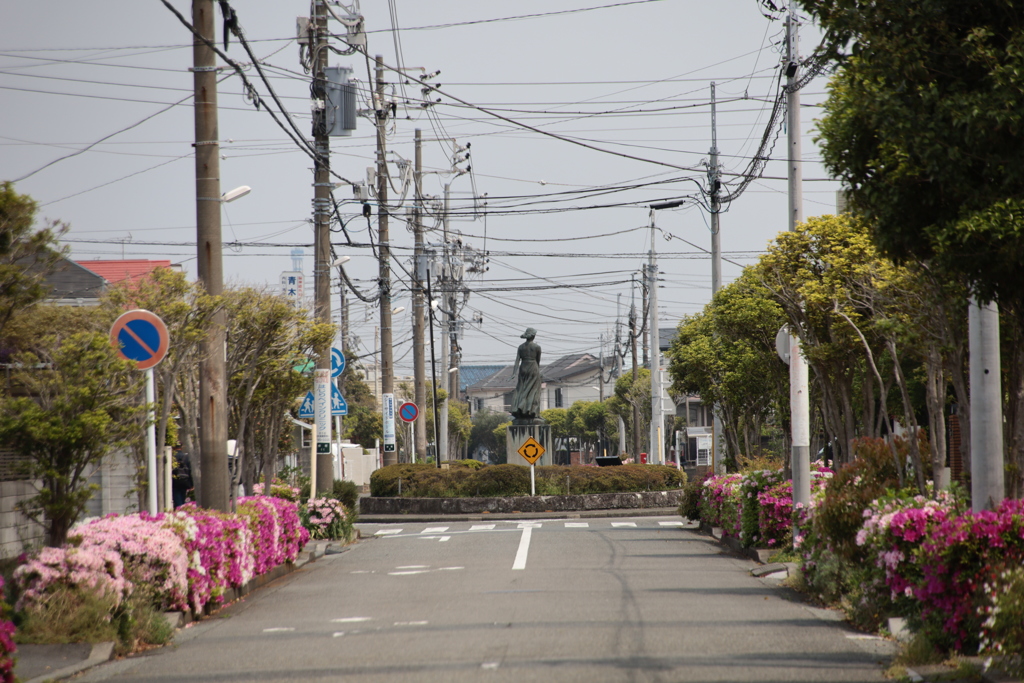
[412,130,427,461]
[193,0,228,511]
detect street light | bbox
[221,185,251,203]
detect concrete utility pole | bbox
[970,298,1004,511]
[709,82,726,475]
[312,0,334,493]
[375,54,397,467]
[629,292,641,460]
[786,7,812,509]
[438,184,451,462]
[193,0,228,511]
[412,130,427,462]
[648,215,663,465]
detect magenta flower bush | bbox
[0,577,16,683]
[757,481,793,548]
[698,473,743,537]
[14,545,128,613]
[237,496,309,575]
[301,498,352,540]
[70,514,189,611]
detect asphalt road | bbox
[78,516,892,683]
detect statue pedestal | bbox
[506,422,552,467]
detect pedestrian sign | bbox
[331,383,348,416]
[517,437,545,465]
[298,391,315,419]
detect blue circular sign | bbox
[399,402,419,422]
[110,310,169,370]
[330,347,346,378]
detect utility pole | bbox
[629,296,641,461]
[193,0,228,511]
[312,0,334,493]
[787,7,811,508]
[412,130,427,462]
[375,54,397,467]
[709,82,726,475]
[438,184,450,462]
[648,214,663,465]
[970,297,1004,510]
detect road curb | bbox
[22,641,115,683]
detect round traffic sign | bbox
[110,309,169,370]
[330,347,346,378]
[398,401,419,422]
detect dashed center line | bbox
[422,526,449,534]
[396,565,428,569]
[469,524,496,531]
[263,627,294,633]
[611,522,637,527]
[331,617,372,623]
[564,522,589,528]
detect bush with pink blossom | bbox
[698,473,743,537]
[301,498,353,541]
[13,545,128,614]
[252,480,300,501]
[0,577,15,683]
[237,496,309,575]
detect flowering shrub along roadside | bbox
[301,498,354,541]
[0,577,15,683]
[698,473,742,536]
[13,496,310,628]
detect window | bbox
[554,388,563,408]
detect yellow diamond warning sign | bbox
[517,436,545,464]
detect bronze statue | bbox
[510,327,542,421]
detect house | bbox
[464,353,614,415]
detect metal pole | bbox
[648,217,663,465]
[786,7,811,508]
[312,0,334,492]
[970,297,1004,511]
[146,368,158,515]
[193,0,228,511]
[164,446,173,511]
[375,55,396,467]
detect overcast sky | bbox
[1,0,840,377]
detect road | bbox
[79,516,892,683]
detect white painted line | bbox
[482,662,500,670]
[438,566,464,571]
[658,521,685,527]
[422,526,449,534]
[564,522,589,528]
[389,570,430,575]
[331,617,372,623]
[512,526,533,570]
[517,522,542,529]
[332,632,346,638]
[263,627,294,633]
[350,570,371,574]
[439,536,451,542]
[375,529,403,536]
[469,524,496,531]
[611,522,637,527]
[396,565,428,569]
[845,634,884,640]
[394,621,429,626]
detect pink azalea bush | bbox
[301,498,352,540]
[14,545,128,613]
[70,514,189,611]
[252,481,300,501]
[237,496,309,575]
[698,473,743,537]
[0,577,16,683]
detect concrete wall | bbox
[84,449,138,518]
[0,480,44,558]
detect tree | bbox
[0,332,144,545]
[468,408,510,462]
[608,369,650,459]
[0,183,67,343]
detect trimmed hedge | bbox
[370,462,685,498]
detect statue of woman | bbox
[510,327,542,421]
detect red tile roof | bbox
[75,260,172,285]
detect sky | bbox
[1,0,842,379]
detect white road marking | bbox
[439,536,451,542]
[512,526,533,570]
[332,632,346,638]
[469,524,496,531]
[396,565,428,569]
[846,634,884,640]
[482,662,500,670]
[263,627,295,633]
[350,570,372,574]
[658,521,685,527]
[517,522,542,529]
[331,617,372,623]
[564,522,589,528]
[423,526,449,534]
[394,621,429,626]
[375,529,403,536]
[438,566,464,571]
[611,522,637,527]
[389,570,431,575]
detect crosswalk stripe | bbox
[375,529,402,536]
[611,522,637,527]
[564,522,589,528]
[469,524,495,531]
[422,526,449,534]
[658,521,685,527]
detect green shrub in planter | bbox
[331,480,359,511]
[465,464,531,497]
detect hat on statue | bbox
[521,327,537,339]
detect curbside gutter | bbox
[360,489,684,516]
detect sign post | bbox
[399,402,419,463]
[517,436,546,496]
[382,394,396,458]
[110,310,169,515]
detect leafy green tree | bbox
[446,400,472,460]
[0,332,144,545]
[0,183,67,342]
[468,408,510,462]
[607,369,650,459]
[342,364,382,449]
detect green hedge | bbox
[370,462,685,498]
